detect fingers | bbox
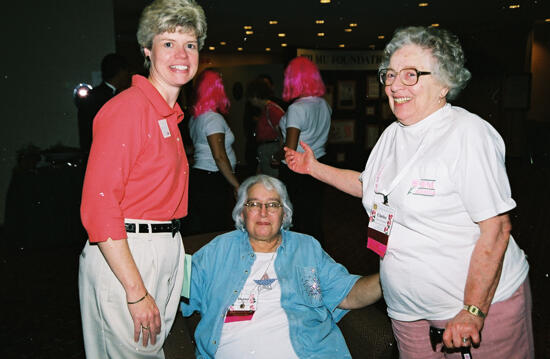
[142,325,151,346]
[442,327,479,349]
[135,320,160,347]
[130,295,162,347]
[134,321,141,342]
[469,330,481,346]
[299,140,313,153]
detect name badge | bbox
[367,202,395,258]
[224,294,256,323]
[158,119,171,138]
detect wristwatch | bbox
[463,304,486,318]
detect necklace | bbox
[253,250,277,293]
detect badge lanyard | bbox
[367,128,433,258]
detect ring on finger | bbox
[462,337,469,343]
[142,325,150,330]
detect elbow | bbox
[499,214,513,242]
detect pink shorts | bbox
[391,278,534,359]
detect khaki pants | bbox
[79,219,185,359]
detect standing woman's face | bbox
[384,44,448,126]
[144,26,199,95]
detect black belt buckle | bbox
[429,326,473,358]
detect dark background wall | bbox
[1,2,549,226]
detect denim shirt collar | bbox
[238,228,288,255]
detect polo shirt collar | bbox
[132,74,184,123]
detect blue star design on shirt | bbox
[254,273,276,289]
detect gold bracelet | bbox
[127,292,148,305]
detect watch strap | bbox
[463,304,486,318]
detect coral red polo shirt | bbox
[81,75,189,243]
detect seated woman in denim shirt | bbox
[181,174,381,358]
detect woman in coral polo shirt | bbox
[78,0,206,358]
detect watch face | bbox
[465,305,485,318]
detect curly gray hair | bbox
[136,0,207,69]
[232,175,293,231]
[380,26,471,100]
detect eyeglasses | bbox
[378,67,432,86]
[244,201,283,214]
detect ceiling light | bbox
[265,48,271,51]
[237,47,243,51]
[316,20,325,24]
[317,32,325,37]
[349,23,358,27]
[281,43,288,47]
[508,4,520,8]
[378,35,385,39]
[546,18,550,22]
[208,46,215,50]
[418,2,428,7]
[278,33,286,37]
[220,41,226,45]
[245,30,254,35]
[243,25,252,30]
[339,44,345,48]
[320,0,331,3]
[369,44,375,49]
[344,28,352,32]
[430,23,440,27]
[269,20,278,25]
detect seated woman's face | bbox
[384,44,448,126]
[242,183,284,244]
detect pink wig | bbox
[192,69,230,117]
[282,56,326,102]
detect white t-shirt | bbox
[217,252,299,359]
[189,111,237,172]
[280,96,331,159]
[360,104,529,321]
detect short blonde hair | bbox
[137,0,207,69]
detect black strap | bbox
[125,219,181,237]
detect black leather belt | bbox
[125,219,181,237]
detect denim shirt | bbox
[181,229,360,358]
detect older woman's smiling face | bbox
[242,183,284,248]
[385,44,449,126]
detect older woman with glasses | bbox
[285,26,533,358]
[181,174,381,358]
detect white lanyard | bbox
[374,128,433,205]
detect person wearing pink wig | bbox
[184,69,239,234]
[278,56,331,245]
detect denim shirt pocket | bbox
[298,266,323,306]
